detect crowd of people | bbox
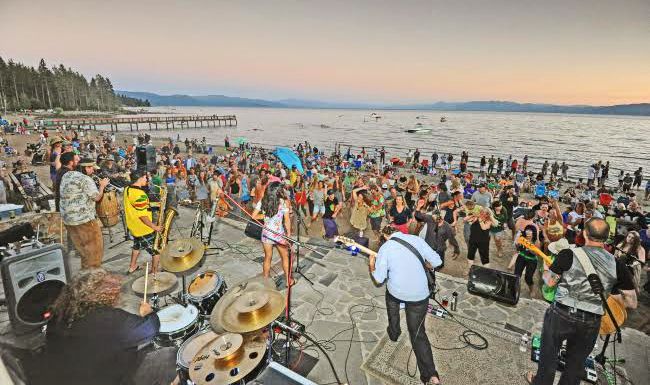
[1,122,648,385]
[26,128,650,299]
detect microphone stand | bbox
[221,194,333,368]
[291,200,313,285]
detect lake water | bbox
[126,106,649,178]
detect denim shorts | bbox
[313,205,326,215]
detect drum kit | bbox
[131,237,287,385]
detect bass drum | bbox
[96,190,120,227]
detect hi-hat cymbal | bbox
[131,271,178,296]
[189,331,267,385]
[160,238,206,273]
[210,276,285,333]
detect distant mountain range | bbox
[117,91,650,116]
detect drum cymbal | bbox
[160,238,206,273]
[131,271,178,296]
[189,331,267,385]
[210,276,285,333]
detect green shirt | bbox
[369,195,385,218]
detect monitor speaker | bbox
[250,362,317,385]
[1,244,68,333]
[467,265,520,305]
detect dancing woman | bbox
[251,182,294,287]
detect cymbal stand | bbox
[174,274,188,307]
[150,293,160,311]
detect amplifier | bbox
[467,265,520,305]
[0,243,68,333]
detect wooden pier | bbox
[43,115,237,131]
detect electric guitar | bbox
[334,235,377,257]
[516,237,627,335]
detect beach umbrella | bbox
[235,137,248,145]
[273,147,304,173]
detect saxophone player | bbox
[124,169,162,274]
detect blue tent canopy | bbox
[274,147,304,173]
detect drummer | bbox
[30,269,178,385]
[59,157,109,269]
[125,169,162,274]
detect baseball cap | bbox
[130,169,147,182]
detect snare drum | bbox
[187,271,227,316]
[155,304,199,347]
[176,330,218,385]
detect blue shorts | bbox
[312,205,326,215]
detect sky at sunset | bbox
[1,0,649,105]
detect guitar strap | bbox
[573,248,598,277]
[390,237,436,292]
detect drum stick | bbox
[143,262,149,302]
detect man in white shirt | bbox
[369,226,442,384]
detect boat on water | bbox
[440,116,447,122]
[405,124,433,133]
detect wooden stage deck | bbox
[43,115,237,131]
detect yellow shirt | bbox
[124,186,153,237]
[289,170,298,186]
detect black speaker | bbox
[136,145,157,172]
[1,244,68,333]
[467,265,520,305]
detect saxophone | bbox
[153,186,178,252]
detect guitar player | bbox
[526,218,637,385]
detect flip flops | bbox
[127,265,142,275]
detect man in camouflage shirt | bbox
[60,158,109,269]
